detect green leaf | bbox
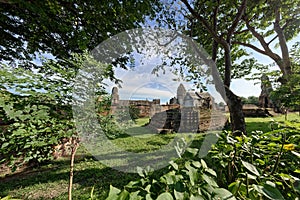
[253,184,285,200]
[200,159,207,169]
[1,142,10,148]
[157,192,173,200]
[145,184,151,193]
[190,195,204,200]
[169,160,178,170]
[192,161,201,168]
[228,180,240,195]
[185,147,198,157]
[201,174,218,187]
[129,191,142,200]
[161,171,176,185]
[145,194,153,200]
[262,184,285,200]
[126,180,140,188]
[185,162,198,186]
[205,168,217,177]
[241,160,260,176]
[106,185,121,200]
[213,188,236,200]
[136,166,144,178]
[174,189,184,200]
[117,189,129,200]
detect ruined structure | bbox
[111,84,226,133]
[111,86,163,118]
[259,74,274,108]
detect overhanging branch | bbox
[181,0,227,47]
[227,0,247,40]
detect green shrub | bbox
[106,159,235,200]
[206,122,300,199]
[0,91,75,170]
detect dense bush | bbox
[0,90,75,170]
[0,52,119,170]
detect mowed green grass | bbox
[245,112,299,133]
[0,114,299,199]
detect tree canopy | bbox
[0,0,160,66]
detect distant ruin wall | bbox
[148,108,227,133]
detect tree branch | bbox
[211,0,220,62]
[232,41,268,56]
[181,0,227,47]
[273,5,291,75]
[267,18,293,46]
[267,35,278,46]
[234,29,249,35]
[227,0,247,40]
[243,15,281,62]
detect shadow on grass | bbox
[124,126,155,136]
[0,158,139,199]
[0,133,211,199]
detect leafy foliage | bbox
[105,117,300,200]
[269,43,300,112]
[206,122,300,199]
[0,87,75,169]
[0,52,119,169]
[106,159,235,200]
[0,0,160,66]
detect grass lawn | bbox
[0,113,299,199]
[245,112,299,133]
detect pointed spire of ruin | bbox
[111,86,119,104]
[177,83,186,105]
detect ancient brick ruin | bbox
[259,74,274,108]
[111,84,227,133]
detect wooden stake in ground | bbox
[68,137,79,200]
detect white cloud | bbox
[231,79,261,97]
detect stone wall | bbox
[148,108,227,133]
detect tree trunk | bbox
[274,6,292,76]
[68,137,79,200]
[182,0,247,135]
[223,43,246,135]
[225,87,246,135]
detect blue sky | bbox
[103,49,224,104]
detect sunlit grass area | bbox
[134,117,149,126]
[245,112,299,133]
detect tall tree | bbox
[179,0,249,134]
[236,0,300,77]
[270,43,300,116]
